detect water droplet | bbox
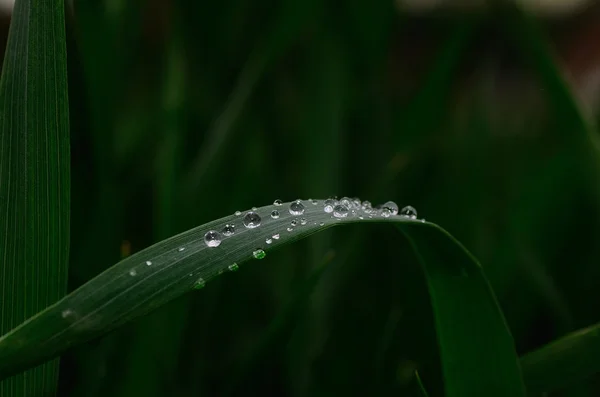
[266,237,273,244]
[222,224,235,236]
[129,269,137,276]
[362,201,372,211]
[235,210,241,216]
[291,219,298,227]
[271,210,280,219]
[178,247,185,252]
[273,199,283,206]
[287,227,293,232]
[204,230,222,247]
[359,216,364,220]
[61,309,75,319]
[319,222,325,226]
[382,201,399,216]
[352,198,362,209]
[272,234,280,240]
[243,211,261,228]
[252,249,266,259]
[145,260,152,266]
[289,200,305,215]
[324,197,337,213]
[311,199,318,205]
[193,278,206,289]
[300,218,307,225]
[339,197,353,208]
[333,204,349,218]
[229,263,239,271]
[400,205,417,219]
[252,207,258,211]
[381,208,392,218]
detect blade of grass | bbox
[0,0,70,395]
[520,321,600,395]
[0,199,525,397]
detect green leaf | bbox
[0,0,70,395]
[520,322,600,395]
[0,200,525,397]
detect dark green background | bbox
[2,2,599,396]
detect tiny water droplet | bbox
[362,201,372,211]
[272,234,280,240]
[421,219,426,223]
[266,237,273,244]
[273,199,283,206]
[243,211,261,228]
[193,278,206,289]
[319,222,325,226]
[235,211,241,216]
[145,260,152,266]
[204,230,222,247]
[252,207,258,211]
[300,218,307,225]
[352,198,362,209]
[229,263,239,271]
[271,210,280,219]
[129,269,137,276]
[287,227,293,232]
[289,200,305,215]
[400,205,417,219]
[339,197,353,208]
[178,247,185,252]
[381,208,392,218]
[61,309,75,319]
[333,204,349,218]
[222,224,235,236]
[382,201,399,216]
[359,216,364,220]
[291,219,298,227]
[252,249,266,259]
[311,199,318,205]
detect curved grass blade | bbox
[0,0,70,395]
[520,321,600,395]
[0,200,525,396]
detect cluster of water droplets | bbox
[130,198,420,292]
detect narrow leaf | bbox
[0,200,524,397]
[0,0,70,395]
[520,322,600,395]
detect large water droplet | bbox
[222,224,235,236]
[243,211,261,228]
[145,260,152,266]
[383,201,399,216]
[253,249,266,259]
[273,199,283,206]
[271,210,280,219]
[229,263,239,271]
[193,278,206,289]
[289,200,305,215]
[324,197,337,213]
[333,204,349,218]
[204,230,222,247]
[400,205,417,219]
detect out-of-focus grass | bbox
[1,0,599,396]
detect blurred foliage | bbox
[2,0,600,396]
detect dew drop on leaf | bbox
[272,234,280,240]
[273,199,283,206]
[178,247,185,252]
[266,237,273,244]
[145,260,152,266]
[243,211,261,228]
[222,224,235,236]
[204,230,222,247]
[383,201,399,216]
[252,249,266,259]
[271,210,280,219]
[289,200,305,215]
[193,278,206,289]
[300,218,307,225]
[229,263,239,271]
[400,205,417,219]
[333,204,349,218]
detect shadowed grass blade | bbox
[520,322,600,395]
[0,0,70,395]
[0,200,525,397]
